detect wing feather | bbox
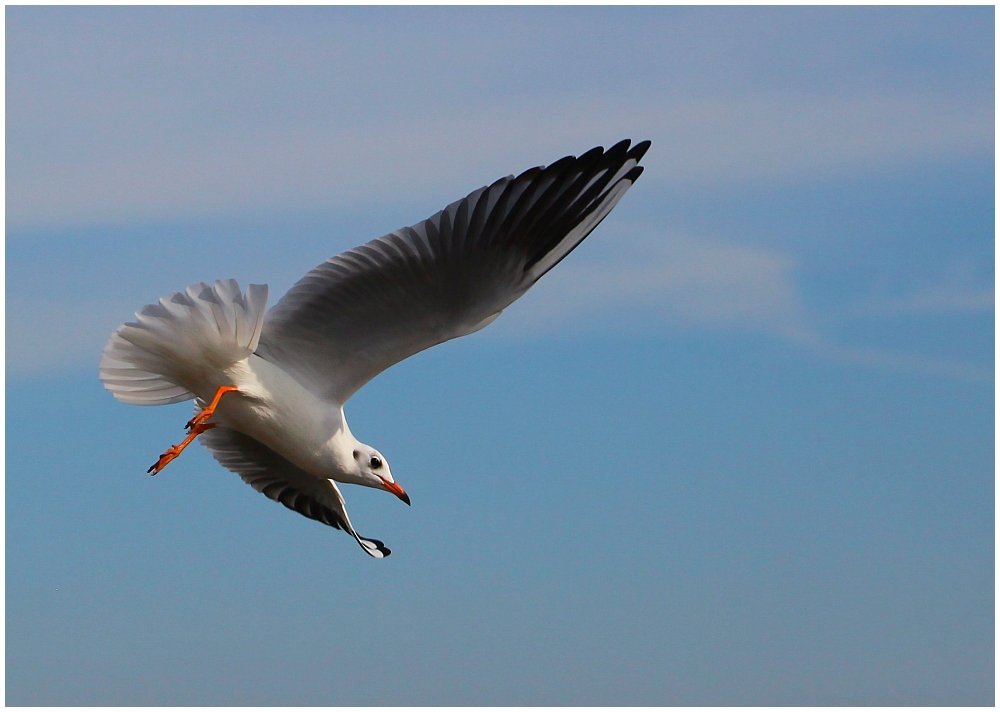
[256,140,650,403]
[199,426,390,558]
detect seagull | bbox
[100,139,650,557]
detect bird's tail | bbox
[99,280,268,405]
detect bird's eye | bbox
[369,456,382,470]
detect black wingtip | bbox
[576,145,605,165]
[514,165,544,182]
[607,138,632,154]
[624,165,645,182]
[544,154,578,174]
[604,139,631,164]
[627,139,652,162]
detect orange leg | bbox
[148,385,240,475]
[185,385,239,432]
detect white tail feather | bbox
[100,280,269,406]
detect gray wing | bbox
[255,139,650,404]
[199,426,390,558]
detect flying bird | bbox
[100,139,650,557]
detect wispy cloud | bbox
[492,228,993,382]
[6,7,992,230]
[6,93,991,231]
[839,261,995,319]
[856,289,995,319]
[789,331,994,382]
[496,231,810,340]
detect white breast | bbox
[206,354,350,479]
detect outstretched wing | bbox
[199,425,390,558]
[255,139,650,404]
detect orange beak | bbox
[381,478,411,506]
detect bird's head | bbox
[352,446,410,505]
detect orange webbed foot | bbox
[148,444,182,475]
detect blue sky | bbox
[6,6,994,705]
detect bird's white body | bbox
[100,139,650,557]
[205,356,357,485]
